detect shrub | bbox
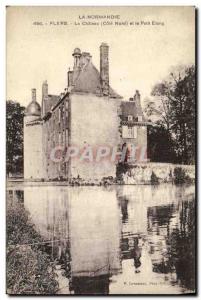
[116,162,130,182]
[174,167,192,184]
[151,171,159,185]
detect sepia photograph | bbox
[6,6,196,295]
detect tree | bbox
[145,65,195,164]
[147,121,176,163]
[169,66,195,164]
[6,100,25,175]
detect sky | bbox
[6,6,195,107]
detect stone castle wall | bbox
[70,93,121,180]
[120,163,195,185]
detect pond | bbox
[7,183,195,295]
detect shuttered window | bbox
[122,125,137,138]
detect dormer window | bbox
[128,115,133,122]
[138,116,142,122]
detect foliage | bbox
[116,162,130,182]
[145,65,195,164]
[7,246,58,295]
[6,100,25,175]
[7,199,43,247]
[6,198,59,294]
[148,121,177,163]
[173,167,191,185]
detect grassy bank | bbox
[6,196,59,295]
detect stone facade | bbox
[70,93,121,180]
[42,97,70,180]
[23,44,148,181]
[120,91,148,163]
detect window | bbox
[122,125,137,138]
[128,127,132,136]
[138,116,142,122]
[128,115,133,121]
[59,133,61,145]
[63,130,65,144]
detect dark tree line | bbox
[145,65,195,165]
[6,100,25,176]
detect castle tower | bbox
[24,89,44,180]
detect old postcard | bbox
[6,6,196,295]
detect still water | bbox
[8,184,195,295]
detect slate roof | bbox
[42,95,60,115]
[121,101,146,122]
[71,60,122,99]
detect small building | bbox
[120,92,149,163]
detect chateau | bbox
[24,43,148,181]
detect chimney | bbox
[100,43,109,96]
[31,88,36,102]
[68,70,73,87]
[134,90,143,116]
[42,80,48,100]
[134,90,141,106]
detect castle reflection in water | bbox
[8,184,195,295]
